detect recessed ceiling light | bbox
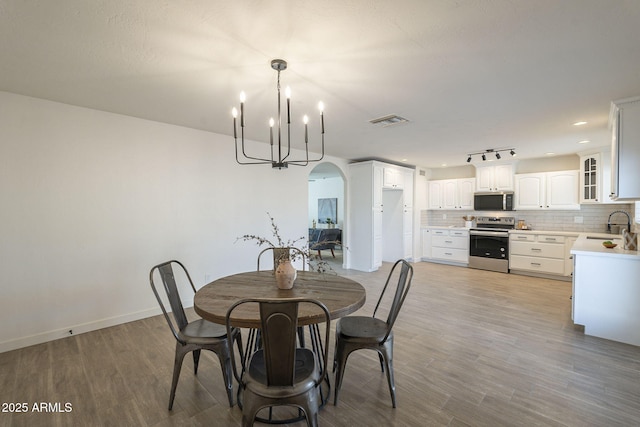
[441,163,447,167]
[401,159,408,162]
[578,140,590,144]
[573,121,587,126]
[545,152,556,156]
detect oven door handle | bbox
[470,230,509,237]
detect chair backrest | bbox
[226,298,330,387]
[312,228,341,250]
[372,259,413,343]
[257,247,307,271]
[149,260,196,341]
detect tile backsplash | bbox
[422,203,636,233]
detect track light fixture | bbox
[465,148,515,163]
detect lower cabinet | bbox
[424,228,469,264]
[509,232,577,278]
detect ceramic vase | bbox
[275,259,297,289]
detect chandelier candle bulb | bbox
[304,115,309,143]
[319,102,325,133]
[269,118,274,145]
[239,91,245,127]
[232,108,238,138]
[285,86,291,124]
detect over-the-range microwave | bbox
[473,192,514,211]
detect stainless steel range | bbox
[469,216,515,273]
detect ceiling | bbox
[2,1,640,169]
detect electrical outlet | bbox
[574,216,584,224]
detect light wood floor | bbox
[3,261,640,426]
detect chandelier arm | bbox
[235,136,272,165]
[236,126,272,163]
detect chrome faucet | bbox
[607,210,631,233]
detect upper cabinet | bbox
[428,178,475,210]
[514,170,580,210]
[475,164,514,192]
[610,97,640,200]
[579,150,619,204]
[383,167,403,189]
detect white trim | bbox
[0,307,162,354]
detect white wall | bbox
[308,176,344,228]
[0,91,348,352]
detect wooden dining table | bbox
[194,270,366,328]
[193,270,365,423]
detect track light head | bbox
[496,152,501,160]
[467,156,472,163]
[510,149,516,156]
[481,154,486,161]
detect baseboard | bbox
[0,306,163,354]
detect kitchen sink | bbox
[586,236,618,240]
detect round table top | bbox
[194,270,366,328]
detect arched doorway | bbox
[308,162,346,268]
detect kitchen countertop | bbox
[571,233,640,260]
[422,226,470,230]
[509,229,581,236]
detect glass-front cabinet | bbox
[580,153,599,203]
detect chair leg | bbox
[169,344,188,410]
[381,342,396,408]
[297,326,306,348]
[378,352,385,372]
[193,349,201,375]
[317,250,322,260]
[330,248,335,258]
[333,342,351,406]
[215,346,235,407]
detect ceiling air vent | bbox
[369,114,409,127]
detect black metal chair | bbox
[149,260,243,409]
[226,298,331,427]
[333,259,413,408]
[256,247,307,347]
[257,247,307,271]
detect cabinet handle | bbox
[544,238,557,241]
[517,236,528,239]
[445,252,453,256]
[445,240,453,244]
[531,262,541,266]
[531,248,542,251]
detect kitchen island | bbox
[571,234,640,346]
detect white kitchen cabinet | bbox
[349,161,414,272]
[579,150,619,204]
[421,228,432,259]
[428,178,475,210]
[514,170,579,210]
[475,164,514,192]
[424,227,469,265]
[510,232,576,277]
[610,97,640,200]
[564,236,578,277]
[383,167,403,189]
[580,153,599,203]
[403,170,414,208]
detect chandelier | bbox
[231,59,325,169]
[467,148,516,163]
